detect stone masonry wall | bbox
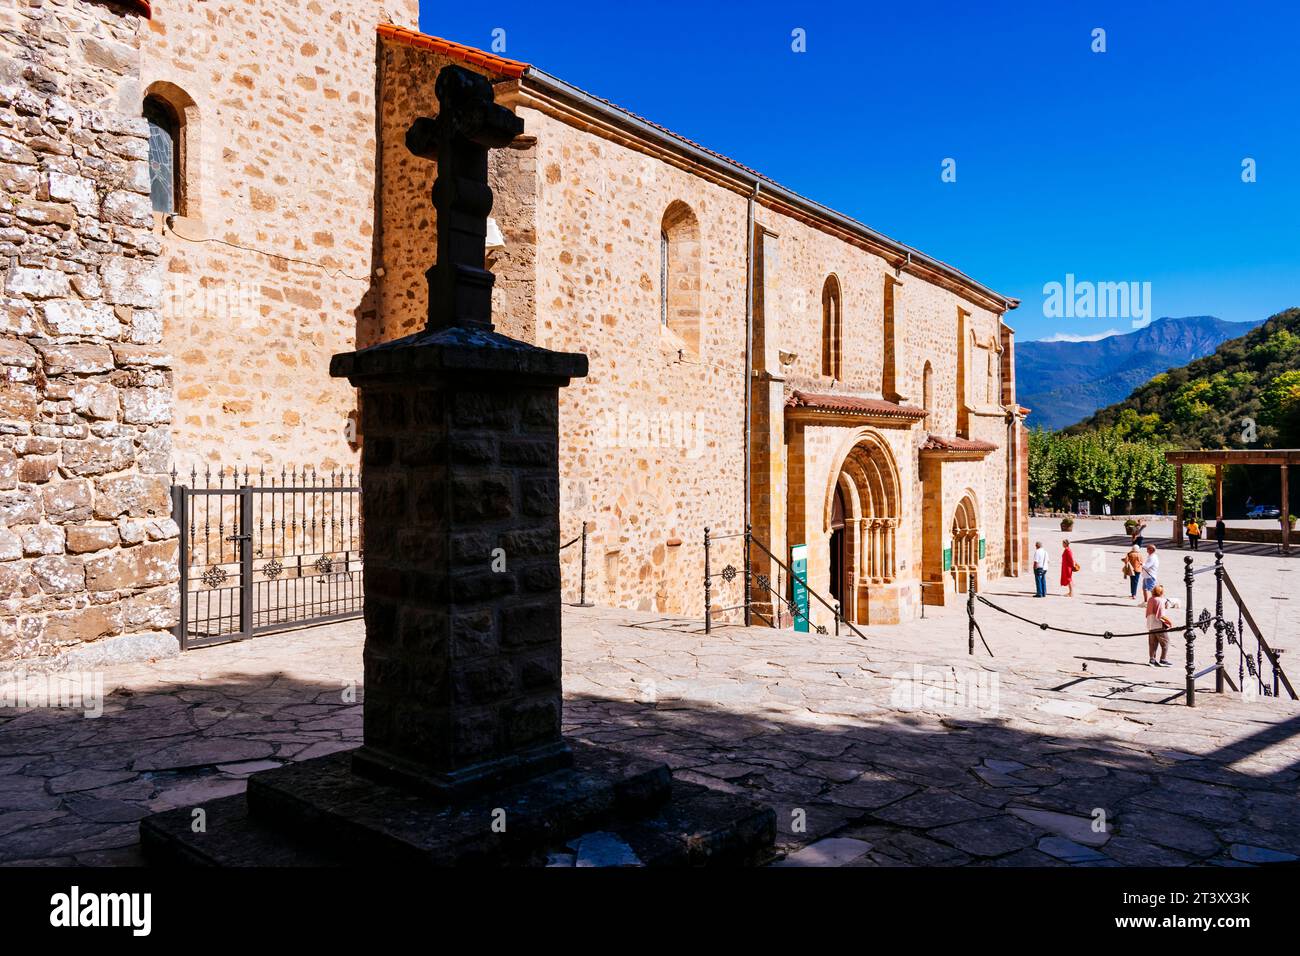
[375,39,1021,622]
[0,0,178,665]
[142,0,418,474]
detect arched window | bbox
[922,361,934,425]
[145,96,180,214]
[821,275,841,380]
[660,201,701,354]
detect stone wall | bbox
[374,36,1023,622]
[0,0,177,665]
[142,0,418,474]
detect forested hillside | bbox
[1070,307,1300,449]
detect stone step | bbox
[140,794,343,867]
[140,756,776,867]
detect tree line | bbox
[1028,426,1213,515]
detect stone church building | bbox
[0,0,1027,664]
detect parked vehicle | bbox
[1247,505,1282,519]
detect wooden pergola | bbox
[1164,449,1300,553]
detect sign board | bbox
[791,543,809,633]
[979,537,986,560]
[942,547,952,572]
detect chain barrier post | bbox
[703,526,711,635]
[1184,555,1196,707]
[967,574,976,656]
[743,523,752,628]
[1213,550,1225,693]
[578,521,594,607]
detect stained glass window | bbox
[145,98,177,215]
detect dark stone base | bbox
[140,741,776,867]
[350,739,574,802]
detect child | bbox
[1145,584,1174,667]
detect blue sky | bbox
[418,0,1300,341]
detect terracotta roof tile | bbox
[785,390,927,420]
[921,434,999,452]
[377,24,529,79]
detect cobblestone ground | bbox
[2,516,1298,866]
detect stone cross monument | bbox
[335,66,586,798]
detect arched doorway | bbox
[829,483,847,606]
[951,492,980,594]
[824,430,901,623]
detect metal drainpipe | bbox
[743,183,758,600]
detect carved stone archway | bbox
[951,490,980,594]
[823,429,902,623]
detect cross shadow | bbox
[3,658,1300,867]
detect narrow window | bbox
[922,361,934,425]
[145,96,179,215]
[821,275,841,379]
[660,230,669,327]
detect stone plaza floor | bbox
[1,517,1298,866]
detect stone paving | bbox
[2,515,1299,866]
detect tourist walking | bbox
[1123,544,1143,600]
[1215,517,1226,550]
[1130,518,1147,548]
[1032,540,1048,598]
[1145,584,1174,666]
[1187,517,1201,550]
[1140,543,1159,601]
[1060,539,1077,597]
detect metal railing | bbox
[703,524,868,640]
[1217,555,1294,701]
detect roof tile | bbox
[785,390,927,420]
[921,434,999,452]
[377,24,529,78]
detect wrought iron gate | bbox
[172,466,363,650]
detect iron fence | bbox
[172,465,363,649]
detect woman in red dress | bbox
[1060,539,1076,597]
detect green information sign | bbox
[979,537,986,560]
[942,547,952,572]
[791,543,809,633]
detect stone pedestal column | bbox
[334,334,585,798]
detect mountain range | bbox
[1017,316,1262,431]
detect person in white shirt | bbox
[1140,544,1160,601]
[1032,541,1048,598]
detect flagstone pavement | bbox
[2,517,1298,867]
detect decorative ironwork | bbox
[1196,608,1213,633]
[756,573,770,592]
[173,465,363,650]
[201,565,228,589]
[720,564,737,583]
